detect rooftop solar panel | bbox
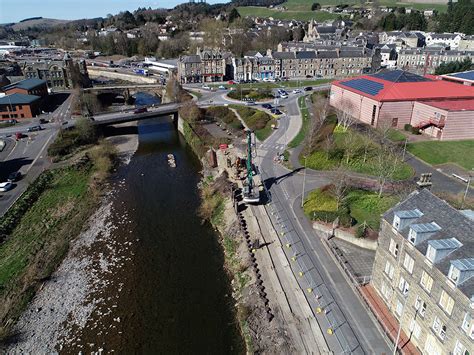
[340,78,384,96]
[428,238,462,250]
[451,258,474,271]
[371,70,432,83]
[448,70,474,81]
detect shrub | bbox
[411,126,421,135]
[355,223,368,238]
[404,124,412,132]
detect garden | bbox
[227,87,274,101]
[230,105,275,141]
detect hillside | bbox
[10,18,70,31]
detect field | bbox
[237,0,447,21]
[407,140,474,170]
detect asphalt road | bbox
[249,92,391,353]
[0,95,72,217]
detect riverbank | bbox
[2,126,139,352]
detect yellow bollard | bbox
[285,243,291,248]
[327,328,333,335]
[307,288,313,293]
[251,249,256,253]
[298,271,304,277]
[316,307,322,314]
[281,231,285,236]
[291,256,296,262]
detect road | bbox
[0,95,72,217]
[252,93,392,353]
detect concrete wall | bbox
[87,67,157,84]
[313,221,377,250]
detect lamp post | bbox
[393,291,409,355]
[461,170,473,209]
[301,155,307,208]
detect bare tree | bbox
[375,145,401,197]
[165,74,182,103]
[377,119,393,142]
[330,167,350,210]
[323,132,333,160]
[342,129,361,165]
[336,99,356,131]
[304,95,329,153]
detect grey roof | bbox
[317,50,338,58]
[180,55,201,64]
[3,78,46,91]
[0,93,40,105]
[383,189,474,299]
[272,52,295,60]
[394,209,423,219]
[428,238,462,250]
[296,51,317,59]
[451,258,474,271]
[410,222,441,233]
[316,26,337,34]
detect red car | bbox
[227,80,238,85]
[15,132,23,140]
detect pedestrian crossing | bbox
[259,142,287,151]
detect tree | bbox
[165,75,184,103]
[200,19,226,48]
[75,117,97,143]
[329,168,349,210]
[336,100,356,131]
[374,145,401,197]
[311,2,321,11]
[229,8,241,23]
[81,93,102,115]
[304,95,328,153]
[435,58,473,75]
[179,101,202,123]
[342,130,360,165]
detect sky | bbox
[0,0,223,24]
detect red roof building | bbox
[329,70,474,140]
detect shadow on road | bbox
[0,157,34,181]
[263,167,303,191]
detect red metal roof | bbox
[420,99,474,111]
[334,74,474,102]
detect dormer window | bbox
[448,258,474,287]
[409,228,417,244]
[449,265,461,283]
[408,222,441,245]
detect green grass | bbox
[387,129,407,142]
[303,187,399,230]
[288,95,310,148]
[230,105,275,141]
[0,122,15,128]
[238,0,447,20]
[304,123,413,180]
[407,140,474,170]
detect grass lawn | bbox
[0,166,97,336]
[387,129,407,142]
[303,121,413,180]
[288,95,310,148]
[407,140,474,170]
[227,88,274,101]
[230,105,275,141]
[303,186,400,230]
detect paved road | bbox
[0,95,72,217]
[252,93,391,353]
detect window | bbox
[391,117,398,127]
[453,340,470,355]
[398,276,409,295]
[384,261,395,279]
[389,239,399,257]
[439,290,454,315]
[403,254,414,274]
[396,299,404,317]
[409,228,417,244]
[461,312,472,336]
[433,316,447,340]
[409,319,422,339]
[371,105,377,125]
[381,281,392,300]
[449,265,461,284]
[414,296,427,316]
[420,271,433,293]
[426,245,436,262]
[393,215,400,230]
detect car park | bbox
[7,171,21,182]
[0,182,13,192]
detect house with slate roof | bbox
[371,189,474,355]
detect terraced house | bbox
[371,189,474,355]
[177,49,229,83]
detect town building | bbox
[1,78,48,98]
[330,70,474,140]
[21,53,89,90]
[177,48,228,84]
[397,48,474,74]
[0,93,41,119]
[370,189,474,355]
[459,36,474,51]
[425,33,463,49]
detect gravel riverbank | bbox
[6,126,139,354]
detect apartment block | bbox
[371,189,474,355]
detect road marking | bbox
[5,138,18,160]
[26,133,54,174]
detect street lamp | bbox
[301,155,307,208]
[393,291,409,355]
[461,169,473,209]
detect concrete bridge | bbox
[83,84,164,103]
[91,103,180,126]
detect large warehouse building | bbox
[330,70,474,141]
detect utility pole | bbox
[301,155,307,208]
[393,291,409,355]
[402,138,408,160]
[461,170,473,209]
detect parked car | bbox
[0,182,13,192]
[305,74,313,78]
[7,171,21,182]
[7,119,17,124]
[134,107,148,114]
[39,118,48,124]
[15,132,23,140]
[262,103,273,109]
[227,80,238,85]
[271,108,283,115]
[279,93,288,99]
[244,100,256,106]
[304,86,313,91]
[27,125,42,132]
[218,85,226,90]
[292,89,302,94]
[202,85,211,90]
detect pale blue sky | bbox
[1,0,223,24]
